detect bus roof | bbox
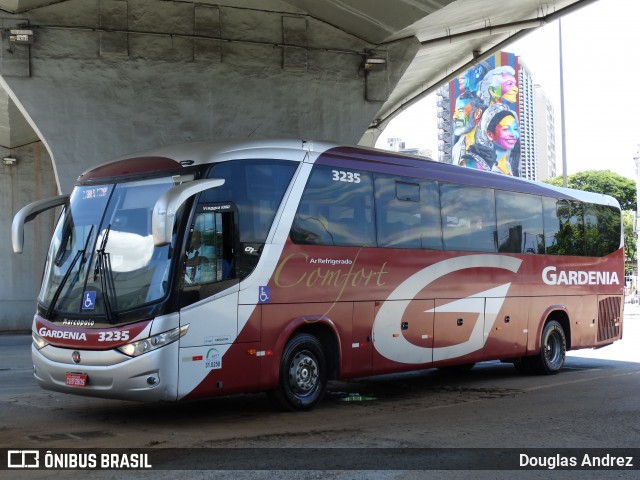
[80,138,621,210]
[317,145,621,210]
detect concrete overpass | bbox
[0,0,596,329]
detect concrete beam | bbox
[0,0,65,13]
[0,0,421,331]
[0,0,419,194]
[0,141,57,330]
[0,89,39,148]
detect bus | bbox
[12,138,624,411]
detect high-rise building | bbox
[534,85,557,181]
[437,51,556,181]
[518,58,536,180]
[436,85,452,164]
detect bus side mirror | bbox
[152,178,225,246]
[12,194,69,254]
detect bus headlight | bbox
[32,331,48,350]
[117,325,189,357]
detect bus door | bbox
[178,203,239,347]
[181,203,237,289]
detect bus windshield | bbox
[39,177,182,319]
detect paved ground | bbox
[1,304,639,479]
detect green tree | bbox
[623,210,636,273]
[544,170,636,211]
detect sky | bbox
[376,0,639,181]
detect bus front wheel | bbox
[516,320,566,375]
[270,333,327,411]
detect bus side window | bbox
[291,165,375,247]
[543,198,585,256]
[584,203,621,256]
[374,175,443,250]
[496,191,544,254]
[375,177,422,249]
[440,184,497,252]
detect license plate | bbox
[65,373,87,387]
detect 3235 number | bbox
[98,330,130,342]
[332,170,361,183]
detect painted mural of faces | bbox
[499,73,518,103]
[453,97,473,135]
[457,73,468,93]
[466,63,489,93]
[478,66,518,106]
[452,92,485,136]
[487,72,518,104]
[477,103,520,175]
[457,62,490,94]
[488,114,520,150]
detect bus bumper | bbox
[31,341,180,402]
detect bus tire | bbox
[270,333,327,411]
[526,320,567,375]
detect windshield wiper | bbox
[94,224,116,320]
[93,223,110,280]
[45,225,94,319]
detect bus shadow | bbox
[73,355,638,427]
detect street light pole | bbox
[634,147,640,290]
[559,19,568,188]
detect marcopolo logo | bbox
[542,266,620,286]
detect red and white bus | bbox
[12,139,624,410]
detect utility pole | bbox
[634,147,640,290]
[558,19,568,188]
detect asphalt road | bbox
[1,304,639,480]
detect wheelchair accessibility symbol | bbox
[258,286,271,303]
[82,291,97,310]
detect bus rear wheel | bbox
[516,320,566,375]
[270,333,327,411]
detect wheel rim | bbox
[288,350,319,396]
[544,330,563,369]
